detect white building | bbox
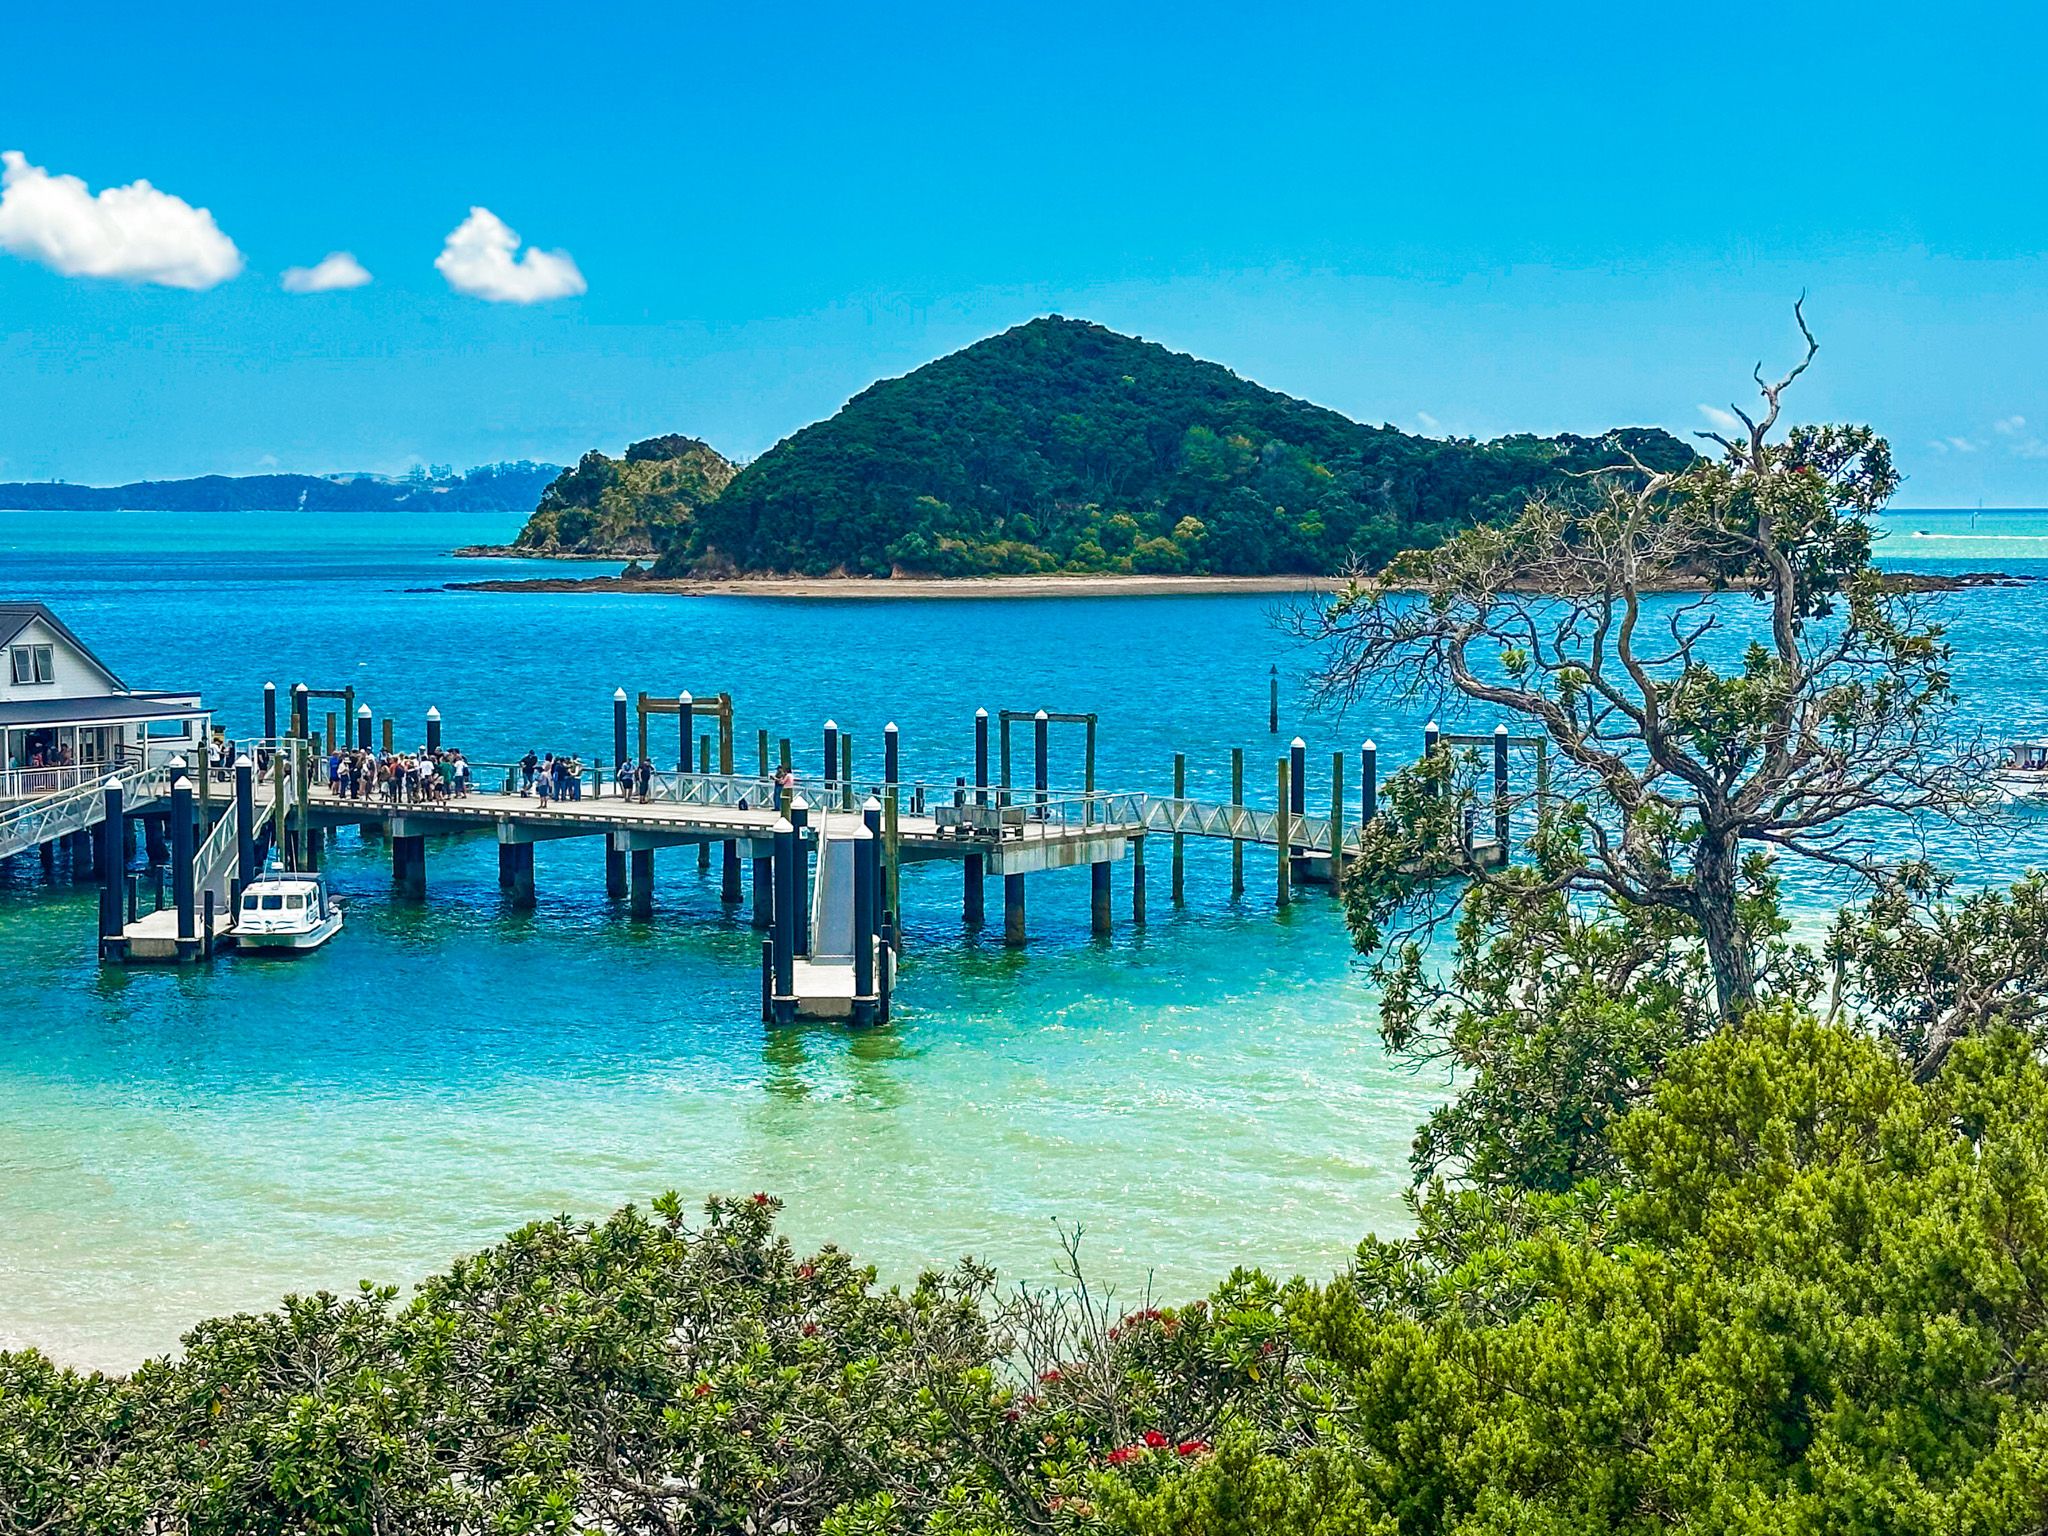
[0,603,210,798]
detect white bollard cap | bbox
[1363,739,1378,751]
[358,704,371,717]
[427,706,441,721]
[1495,723,1509,735]
[772,816,792,833]
[850,822,874,840]
[105,775,122,792]
[168,755,187,771]
[885,721,898,733]
[613,687,627,700]
[679,690,693,704]
[235,755,252,769]
[1291,736,1306,749]
[863,794,883,812]
[975,707,988,718]
[824,719,838,731]
[790,794,811,812]
[1035,708,1049,721]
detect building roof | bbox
[0,602,126,690]
[0,694,206,728]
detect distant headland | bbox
[0,461,559,514]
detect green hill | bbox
[660,316,1696,579]
[512,435,737,556]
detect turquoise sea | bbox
[5,506,2048,1368]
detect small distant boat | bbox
[1993,740,2048,804]
[235,861,344,951]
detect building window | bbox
[9,645,54,685]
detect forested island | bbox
[0,461,560,513]
[486,317,1696,581]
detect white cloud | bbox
[1697,404,1744,436]
[1946,436,1981,453]
[0,150,241,289]
[281,251,371,293]
[434,206,585,303]
[1414,411,1441,435]
[1994,414,2027,436]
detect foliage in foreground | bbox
[5,1013,2047,1533]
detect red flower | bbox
[1175,1439,1212,1457]
[1038,1368,1062,1383]
[1105,1445,1143,1466]
[1003,1407,1021,1422]
[801,1322,818,1336]
[693,1383,711,1398]
[751,1192,771,1205]
[1142,1430,1169,1448]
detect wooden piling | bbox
[1091,859,1111,936]
[1132,836,1147,923]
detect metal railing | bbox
[0,762,172,863]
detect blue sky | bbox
[2,0,2042,504]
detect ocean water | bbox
[3,506,2047,1368]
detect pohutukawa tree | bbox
[1306,306,1978,1034]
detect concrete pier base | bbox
[393,834,425,899]
[964,852,984,926]
[1091,860,1111,935]
[605,845,627,899]
[1004,872,1026,946]
[630,848,654,921]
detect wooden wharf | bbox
[7,680,1540,1024]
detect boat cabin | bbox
[0,602,211,799]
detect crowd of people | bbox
[323,745,475,805]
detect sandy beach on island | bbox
[446,571,1345,599]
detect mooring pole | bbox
[770,816,796,1023]
[1423,720,1440,795]
[170,763,197,962]
[235,756,255,892]
[1231,746,1245,897]
[1289,736,1307,880]
[720,708,741,903]
[426,706,442,755]
[1172,752,1186,905]
[356,705,372,752]
[852,823,877,1026]
[966,708,988,925]
[883,722,900,796]
[382,718,393,755]
[1494,724,1511,856]
[679,692,695,773]
[1362,740,1378,827]
[629,845,654,921]
[262,681,277,741]
[789,795,811,957]
[98,777,125,962]
[1034,710,1049,814]
[1269,664,1279,734]
[613,688,629,768]
[1275,756,1292,909]
[822,720,839,794]
[292,684,309,742]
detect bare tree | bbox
[1304,306,1978,1025]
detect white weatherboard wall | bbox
[1,615,121,701]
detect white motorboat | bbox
[235,862,344,951]
[1993,740,2048,804]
